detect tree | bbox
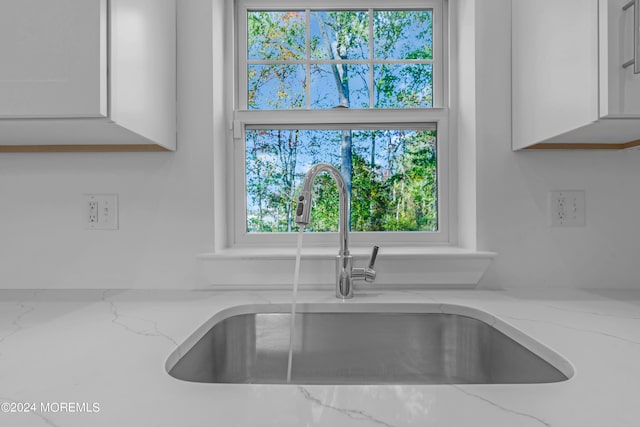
[245,9,437,233]
[312,11,369,195]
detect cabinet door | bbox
[0,0,107,118]
[512,0,600,150]
[601,0,640,117]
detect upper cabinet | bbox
[0,0,107,118]
[0,0,176,152]
[512,0,640,150]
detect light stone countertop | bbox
[0,288,639,427]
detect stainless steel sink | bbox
[167,304,572,385]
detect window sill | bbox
[196,247,495,290]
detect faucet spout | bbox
[295,163,350,256]
[294,163,377,299]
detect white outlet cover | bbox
[549,190,585,227]
[85,194,118,230]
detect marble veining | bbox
[502,314,640,346]
[0,290,40,346]
[0,289,639,426]
[538,303,640,320]
[298,386,397,427]
[101,290,181,351]
[451,385,551,427]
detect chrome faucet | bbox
[294,162,379,299]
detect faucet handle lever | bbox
[362,245,379,283]
[351,246,379,284]
[368,245,379,269]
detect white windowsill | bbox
[196,246,495,290]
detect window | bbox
[231,0,449,247]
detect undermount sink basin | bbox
[167,303,572,385]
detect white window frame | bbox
[227,0,451,248]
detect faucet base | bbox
[335,254,354,299]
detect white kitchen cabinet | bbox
[0,0,107,118]
[512,0,640,150]
[0,0,176,152]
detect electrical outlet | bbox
[85,194,118,230]
[88,200,98,223]
[549,190,585,227]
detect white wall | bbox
[474,0,640,289]
[1,0,640,290]
[0,0,215,289]
[454,0,477,252]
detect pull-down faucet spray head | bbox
[294,189,312,226]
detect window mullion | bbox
[235,108,448,126]
[369,8,374,109]
[247,59,434,65]
[306,9,311,110]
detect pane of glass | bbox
[374,10,433,60]
[248,11,306,61]
[310,64,370,109]
[246,129,438,232]
[248,65,306,110]
[310,10,369,60]
[374,64,433,108]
